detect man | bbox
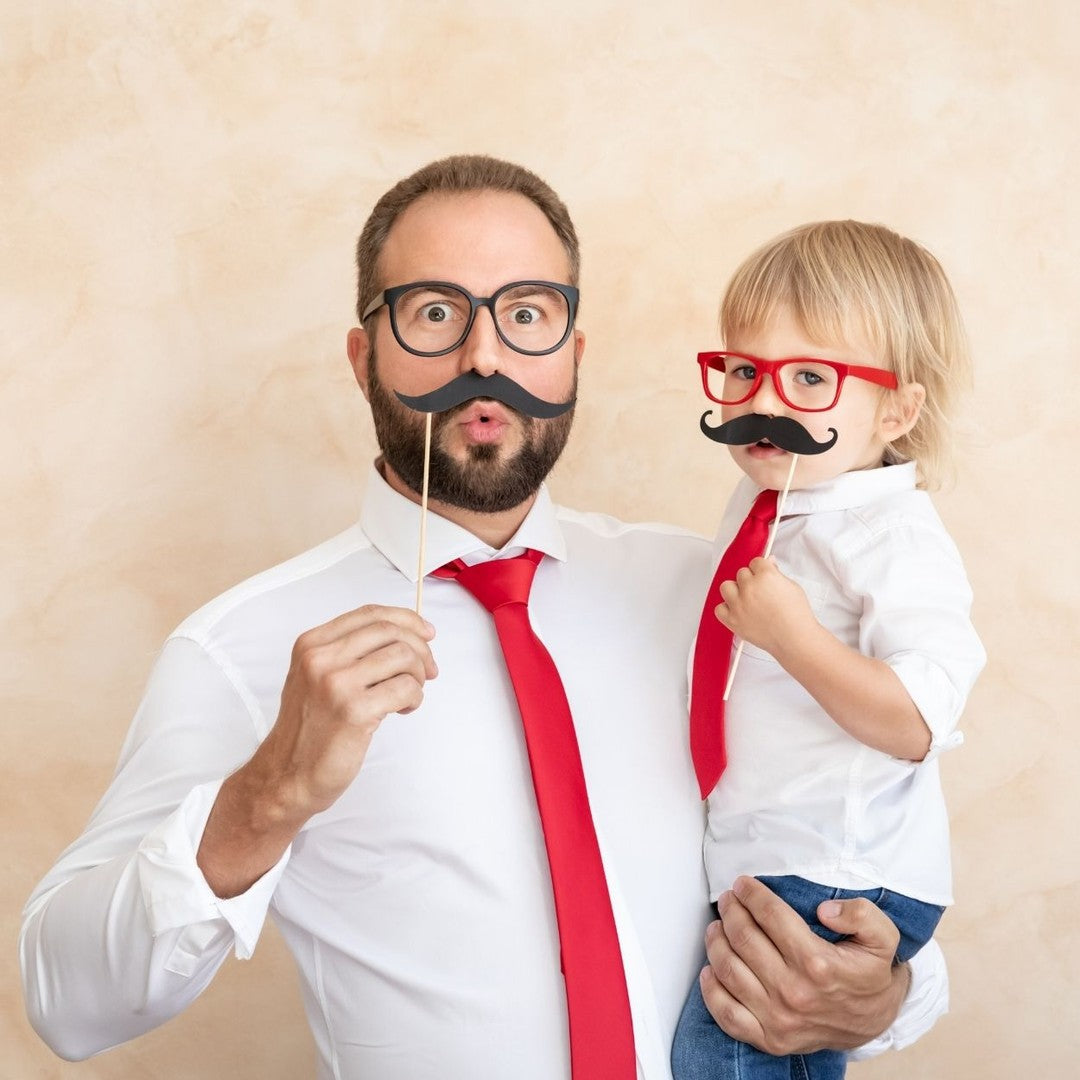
[21,156,946,1078]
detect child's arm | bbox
[717,557,931,761]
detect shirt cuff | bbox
[136,779,290,961]
[887,652,965,762]
[848,938,948,1060]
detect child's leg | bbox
[671,967,846,1080]
[670,972,742,1080]
[671,880,851,1079]
[873,888,947,963]
[671,877,944,1079]
[756,875,946,961]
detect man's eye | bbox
[510,305,543,325]
[419,302,454,323]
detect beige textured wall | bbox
[4,3,1077,1076]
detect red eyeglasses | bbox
[697,351,898,413]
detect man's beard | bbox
[367,360,576,514]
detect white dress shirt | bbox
[703,463,986,906]
[22,466,949,1076]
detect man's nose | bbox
[456,303,503,377]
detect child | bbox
[672,221,986,1079]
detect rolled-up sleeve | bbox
[138,779,289,963]
[20,636,283,1060]
[841,519,986,761]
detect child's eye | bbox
[793,368,825,386]
[731,364,757,381]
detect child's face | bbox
[722,306,905,491]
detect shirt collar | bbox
[777,460,918,516]
[359,463,567,581]
[727,460,919,522]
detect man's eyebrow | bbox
[499,283,563,298]
[407,283,464,296]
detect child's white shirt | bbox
[699,462,985,904]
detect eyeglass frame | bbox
[696,350,899,413]
[361,279,581,358]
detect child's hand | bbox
[716,557,817,655]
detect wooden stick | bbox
[722,453,799,701]
[414,411,433,616]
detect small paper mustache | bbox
[395,371,576,419]
[699,411,839,454]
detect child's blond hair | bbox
[720,220,970,489]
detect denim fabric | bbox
[670,875,945,1080]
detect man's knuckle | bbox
[388,673,423,710]
[782,979,819,1014]
[378,615,405,634]
[322,666,352,702]
[848,897,873,924]
[766,1029,797,1056]
[707,994,739,1030]
[297,643,329,681]
[803,952,833,986]
[292,630,316,661]
[727,923,755,953]
[758,892,787,923]
[712,953,738,985]
[385,639,415,666]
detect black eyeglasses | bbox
[361,280,579,357]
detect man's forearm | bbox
[197,756,309,898]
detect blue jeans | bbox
[670,875,945,1080]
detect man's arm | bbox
[198,606,437,897]
[21,607,435,1059]
[698,876,941,1055]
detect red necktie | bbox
[689,489,780,799]
[433,550,636,1079]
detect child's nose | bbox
[749,371,785,415]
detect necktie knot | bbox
[434,549,543,613]
[748,487,780,524]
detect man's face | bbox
[348,191,583,514]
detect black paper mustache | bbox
[699,411,839,454]
[395,371,575,419]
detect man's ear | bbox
[573,328,586,369]
[879,382,925,444]
[347,327,372,401]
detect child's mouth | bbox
[747,439,788,459]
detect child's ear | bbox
[879,382,925,444]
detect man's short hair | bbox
[720,220,971,489]
[355,155,580,326]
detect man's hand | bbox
[198,605,437,897]
[699,876,909,1054]
[716,557,816,655]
